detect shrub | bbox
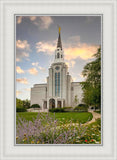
[63,107,73,112]
[16,107,27,112]
[31,104,40,108]
[16,112,88,144]
[78,104,88,108]
[74,106,88,112]
[49,108,65,112]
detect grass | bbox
[16,112,93,125]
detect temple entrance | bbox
[57,101,61,108]
[49,98,55,109]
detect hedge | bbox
[16,107,27,112]
[49,108,65,112]
[31,104,40,108]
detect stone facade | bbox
[31,29,83,109]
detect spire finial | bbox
[58,26,61,34]
[57,25,62,50]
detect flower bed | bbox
[16,113,101,144]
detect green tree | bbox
[81,47,101,109]
[16,98,23,108]
[22,99,30,108]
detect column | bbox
[61,100,63,108]
[47,99,49,109]
[55,98,57,108]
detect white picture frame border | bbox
[0,0,117,160]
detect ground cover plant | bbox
[16,112,101,144]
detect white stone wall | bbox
[31,84,47,108]
[71,82,83,107]
[66,74,72,107]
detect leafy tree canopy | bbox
[81,47,101,108]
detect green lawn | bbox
[16,112,93,124]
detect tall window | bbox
[57,53,60,58]
[55,72,60,96]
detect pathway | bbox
[83,111,101,125]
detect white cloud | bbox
[38,66,46,72]
[36,41,55,54]
[24,88,31,91]
[16,66,24,74]
[16,90,22,96]
[32,62,46,72]
[16,78,28,84]
[16,40,30,51]
[32,62,39,67]
[28,68,38,75]
[16,40,30,62]
[33,16,53,29]
[39,16,53,29]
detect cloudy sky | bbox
[16,15,101,100]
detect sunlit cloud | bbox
[36,41,55,54]
[16,40,30,50]
[28,68,38,75]
[30,16,36,21]
[16,78,28,84]
[35,37,99,61]
[16,90,22,96]
[66,60,76,68]
[17,16,23,24]
[16,40,30,62]
[24,88,31,91]
[72,77,76,81]
[64,44,99,60]
[32,62,46,72]
[16,58,20,62]
[16,66,24,74]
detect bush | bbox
[78,104,88,108]
[63,107,73,112]
[49,108,65,112]
[74,106,88,112]
[16,107,27,112]
[31,104,40,108]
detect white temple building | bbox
[31,28,83,109]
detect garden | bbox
[16,111,101,144]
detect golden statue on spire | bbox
[59,27,61,33]
[58,26,61,33]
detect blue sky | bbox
[16,16,101,100]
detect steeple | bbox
[54,26,64,63]
[57,27,62,50]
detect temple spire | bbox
[57,26,62,50]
